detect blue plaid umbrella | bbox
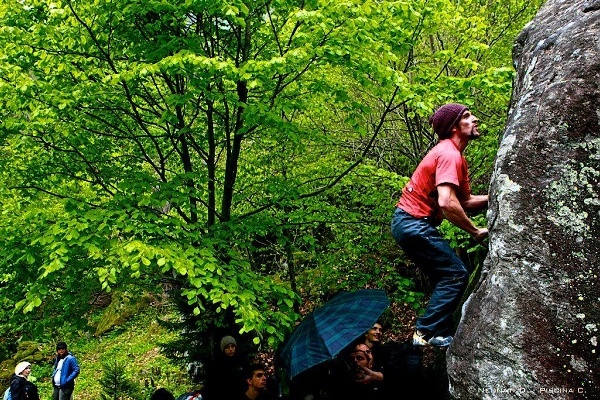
[278,289,389,379]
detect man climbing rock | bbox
[391,103,489,347]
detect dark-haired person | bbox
[361,322,387,377]
[150,388,176,400]
[51,342,80,400]
[327,344,386,400]
[363,323,382,350]
[240,364,270,400]
[391,103,489,347]
[9,361,40,400]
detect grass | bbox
[32,304,194,400]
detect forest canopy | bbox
[0,0,542,354]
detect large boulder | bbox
[447,0,600,398]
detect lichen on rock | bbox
[447,0,600,398]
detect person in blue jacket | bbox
[51,342,80,400]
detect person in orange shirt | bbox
[391,103,489,347]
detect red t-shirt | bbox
[396,139,471,221]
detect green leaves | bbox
[0,0,543,350]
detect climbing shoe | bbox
[428,335,453,347]
[413,330,453,347]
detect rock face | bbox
[447,1,600,399]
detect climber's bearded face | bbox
[458,110,480,139]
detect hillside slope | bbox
[2,305,192,400]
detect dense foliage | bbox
[0,0,542,368]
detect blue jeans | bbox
[391,208,469,336]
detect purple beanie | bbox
[429,103,468,139]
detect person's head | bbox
[186,389,203,400]
[349,344,373,369]
[15,361,31,379]
[56,341,68,358]
[364,323,383,347]
[220,335,237,357]
[244,364,268,392]
[429,103,479,140]
[150,388,175,400]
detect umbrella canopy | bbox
[278,289,389,379]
